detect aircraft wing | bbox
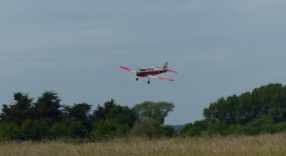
[120,66,136,73]
[148,75,174,81]
[156,67,177,73]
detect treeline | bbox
[179,83,286,136]
[0,92,176,141]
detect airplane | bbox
[120,61,177,84]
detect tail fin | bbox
[163,61,168,69]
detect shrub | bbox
[0,122,24,141]
[159,125,176,137]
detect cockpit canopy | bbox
[137,67,154,72]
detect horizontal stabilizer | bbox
[156,67,177,73]
[148,76,174,81]
[167,69,177,73]
[158,77,174,81]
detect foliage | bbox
[178,123,193,136]
[21,119,49,140]
[105,104,137,128]
[159,125,176,137]
[130,119,175,138]
[0,91,177,142]
[33,91,62,120]
[0,93,33,126]
[67,121,89,138]
[90,99,116,123]
[89,100,138,140]
[63,103,91,121]
[4,83,286,141]
[90,119,117,140]
[48,122,68,138]
[200,83,286,136]
[132,101,175,124]
[0,122,24,141]
[178,120,208,137]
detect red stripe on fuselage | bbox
[136,70,167,77]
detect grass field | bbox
[1,133,286,156]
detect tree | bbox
[62,103,92,121]
[192,120,208,133]
[105,104,137,128]
[21,119,49,140]
[91,99,116,123]
[202,83,286,135]
[159,125,176,137]
[178,123,196,136]
[132,101,175,124]
[90,119,117,140]
[130,119,176,138]
[0,122,24,141]
[236,92,252,125]
[33,91,61,120]
[67,121,89,138]
[132,101,153,121]
[0,92,33,126]
[48,122,68,138]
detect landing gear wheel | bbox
[148,81,150,84]
[136,78,138,81]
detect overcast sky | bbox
[1,0,286,125]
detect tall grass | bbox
[1,133,286,156]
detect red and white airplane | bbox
[120,61,177,84]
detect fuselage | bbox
[136,69,167,77]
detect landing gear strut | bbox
[136,78,138,81]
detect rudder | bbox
[163,61,168,69]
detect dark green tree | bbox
[0,122,24,141]
[33,91,61,120]
[178,123,196,136]
[105,104,137,128]
[48,122,68,138]
[192,120,208,133]
[21,119,49,140]
[159,125,176,137]
[62,103,92,121]
[91,99,116,123]
[0,92,33,126]
[203,83,286,135]
[236,92,252,125]
[90,119,117,140]
[67,121,89,138]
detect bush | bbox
[67,121,89,138]
[221,125,243,135]
[130,119,162,138]
[90,119,117,140]
[21,119,49,140]
[178,123,193,137]
[159,125,176,137]
[260,122,286,134]
[208,122,229,135]
[48,122,68,138]
[0,122,24,141]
